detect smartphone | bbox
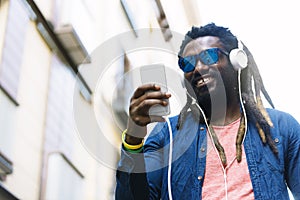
[140,64,170,116]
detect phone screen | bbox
[140,64,170,116]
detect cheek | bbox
[184,73,193,81]
[218,66,238,85]
[219,63,236,75]
[217,56,231,70]
[216,57,235,76]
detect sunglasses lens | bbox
[179,48,221,72]
[179,56,196,72]
[199,48,219,65]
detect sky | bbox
[197,0,300,122]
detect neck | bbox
[187,90,242,126]
[210,101,241,126]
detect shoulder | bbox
[267,108,299,126]
[266,108,300,140]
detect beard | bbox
[184,77,212,119]
[184,67,239,122]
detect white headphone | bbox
[229,40,248,71]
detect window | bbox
[0,151,13,181]
[120,0,138,37]
[0,0,29,105]
[44,153,84,200]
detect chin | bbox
[194,87,211,105]
[194,83,215,99]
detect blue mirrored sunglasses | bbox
[178,48,228,73]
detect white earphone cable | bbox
[238,69,248,144]
[165,117,173,200]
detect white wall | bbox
[0,8,52,200]
[0,0,202,199]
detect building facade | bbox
[0,0,201,199]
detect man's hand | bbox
[125,84,171,144]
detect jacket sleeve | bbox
[115,122,167,200]
[115,148,150,200]
[284,114,300,200]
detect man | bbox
[115,23,300,199]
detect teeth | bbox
[197,77,210,86]
[203,78,209,83]
[200,78,209,84]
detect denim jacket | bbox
[116,109,300,200]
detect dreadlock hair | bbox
[176,23,278,165]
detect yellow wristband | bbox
[122,129,144,150]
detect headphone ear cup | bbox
[229,48,248,71]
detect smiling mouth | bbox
[196,77,212,88]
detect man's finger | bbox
[132,84,160,99]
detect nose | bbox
[194,59,209,74]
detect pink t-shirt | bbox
[202,118,255,200]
